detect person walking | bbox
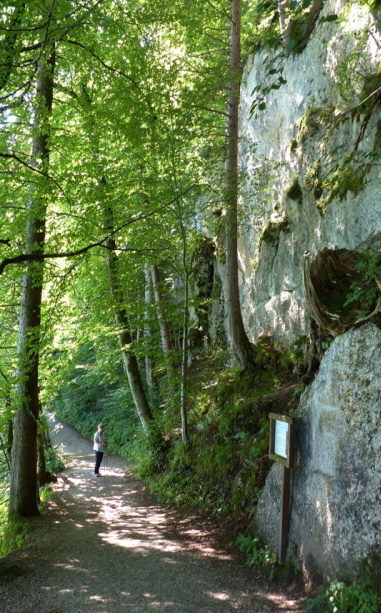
[93,423,107,477]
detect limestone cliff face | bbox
[228,0,381,345]
[234,0,381,583]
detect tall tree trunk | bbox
[144,263,157,399]
[7,417,13,466]
[279,0,290,45]
[180,269,190,444]
[9,43,55,518]
[226,0,253,369]
[151,264,176,390]
[81,83,155,434]
[151,264,173,354]
[104,208,155,434]
[37,432,46,487]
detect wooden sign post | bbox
[269,413,295,566]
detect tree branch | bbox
[354,296,381,325]
[0,183,201,274]
[66,39,144,96]
[335,86,381,121]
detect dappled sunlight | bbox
[205,591,230,601]
[54,561,91,573]
[100,531,183,555]
[19,415,308,613]
[254,590,303,610]
[51,449,233,566]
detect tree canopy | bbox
[0,0,342,517]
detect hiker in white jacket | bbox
[93,424,107,477]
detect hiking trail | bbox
[0,415,306,612]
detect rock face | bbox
[254,323,381,583]
[219,0,381,345]
[215,0,381,583]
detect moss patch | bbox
[260,214,290,245]
[297,106,334,144]
[316,157,369,214]
[305,160,323,200]
[285,176,303,203]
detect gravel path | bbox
[0,415,306,613]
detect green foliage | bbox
[306,579,381,613]
[45,446,65,475]
[0,506,29,559]
[132,423,170,476]
[236,533,276,567]
[344,252,381,316]
[134,341,302,516]
[298,107,332,144]
[39,485,53,509]
[51,341,141,450]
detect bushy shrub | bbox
[306,580,381,613]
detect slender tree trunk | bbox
[226,0,253,369]
[180,270,190,444]
[151,264,176,388]
[81,83,155,434]
[151,264,173,354]
[279,0,290,45]
[104,208,155,434]
[7,417,13,466]
[37,433,46,487]
[9,43,55,518]
[144,263,157,399]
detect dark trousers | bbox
[94,451,104,474]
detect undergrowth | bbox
[139,344,303,520]
[306,579,381,613]
[0,502,29,559]
[0,442,63,559]
[236,532,277,568]
[52,341,304,522]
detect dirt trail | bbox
[0,415,306,613]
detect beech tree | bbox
[8,38,56,517]
[0,0,265,515]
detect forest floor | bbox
[0,415,308,613]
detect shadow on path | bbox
[0,415,306,613]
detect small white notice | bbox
[269,413,294,468]
[268,413,295,565]
[274,420,289,459]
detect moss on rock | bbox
[285,175,303,203]
[316,158,369,214]
[260,214,290,245]
[305,160,323,200]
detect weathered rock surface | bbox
[254,323,381,583]
[218,0,381,345]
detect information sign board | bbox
[269,413,294,469]
[268,413,295,565]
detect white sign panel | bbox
[274,420,289,459]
